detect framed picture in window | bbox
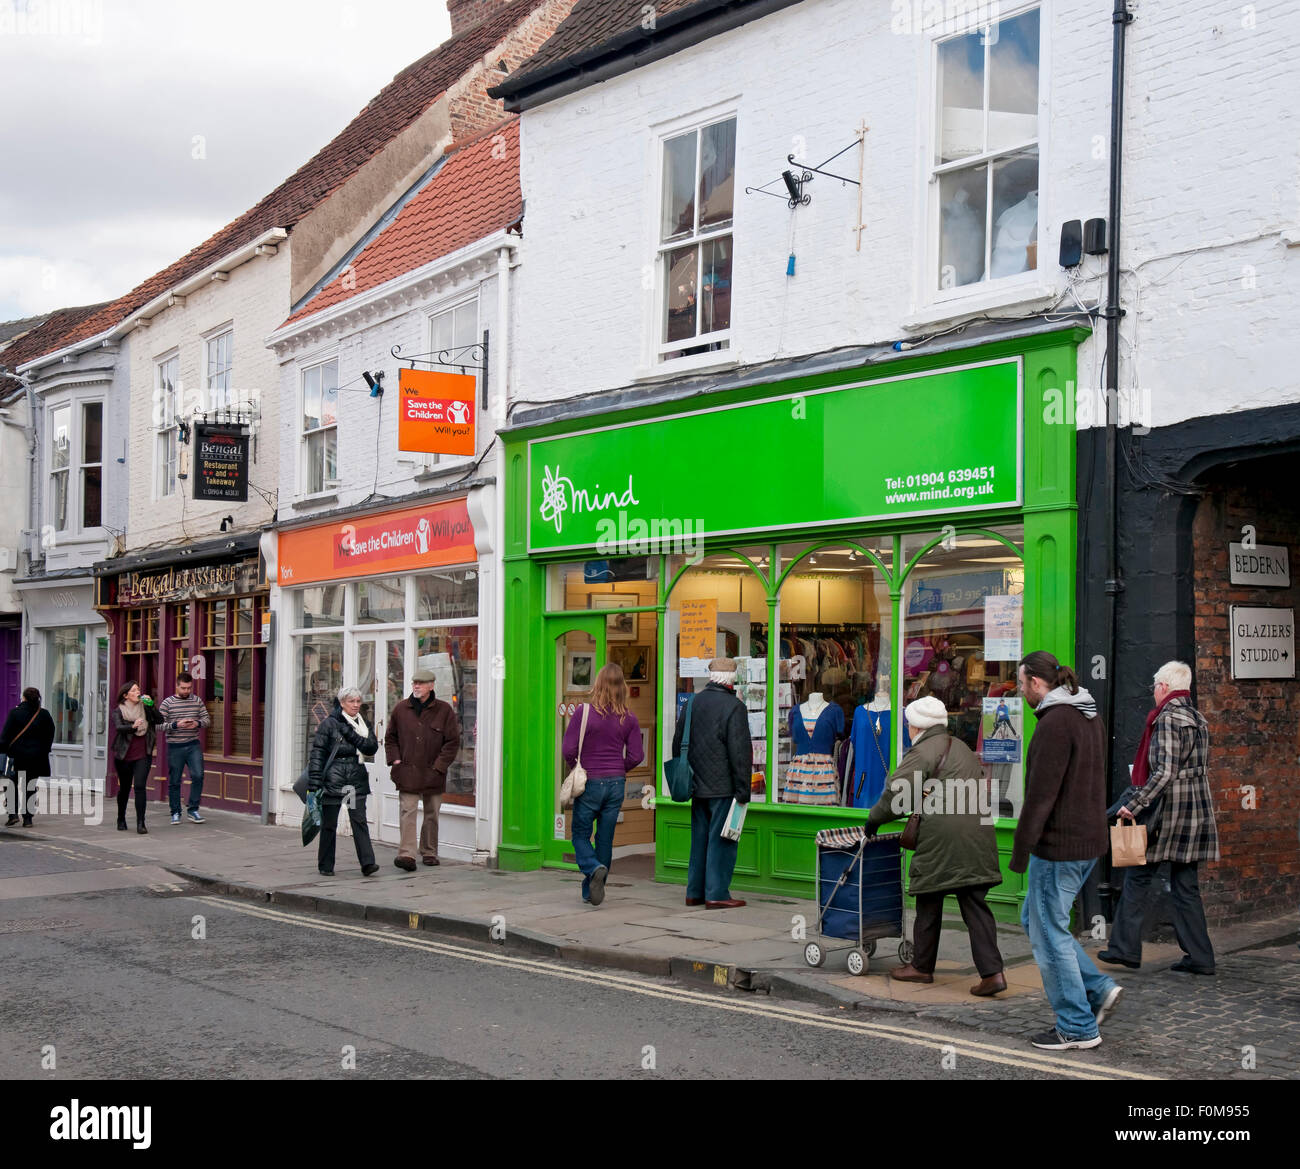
[567,651,595,692]
[608,643,651,682]
[589,593,638,641]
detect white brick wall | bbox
[510,0,1300,429]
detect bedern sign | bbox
[1230,605,1295,680]
[1228,543,1290,588]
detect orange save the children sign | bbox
[398,368,476,456]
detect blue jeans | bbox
[687,796,738,903]
[571,776,624,900]
[167,741,205,815]
[1021,855,1117,1040]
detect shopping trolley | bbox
[803,826,914,976]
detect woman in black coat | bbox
[110,681,165,833]
[307,687,379,877]
[1,688,57,827]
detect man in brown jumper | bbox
[384,668,461,871]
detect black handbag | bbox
[900,734,954,850]
[1108,784,1164,843]
[295,735,343,803]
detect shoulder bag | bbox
[663,697,696,803]
[900,734,954,851]
[293,727,344,804]
[560,704,591,807]
[1,708,41,782]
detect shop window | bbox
[231,649,255,756]
[774,544,893,808]
[172,605,191,681]
[657,115,735,362]
[206,329,234,412]
[546,557,659,612]
[901,525,1025,818]
[48,403,71,532]
[294,632,344,780]
[154,354,180,498]
[413,625,478,805]
[415,570,478,621]
[200,597,265,759]
[932,6,1040,292]
[300,358,339,495]
[298,585,345,629]
[45,626,85,747]
[356,578,405,625]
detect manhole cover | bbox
[0,917,79,935]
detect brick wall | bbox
[1192,454,1300,923]
[448,0,518,37]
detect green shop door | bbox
[543,615,606,868]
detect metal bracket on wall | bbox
[391,329,490,410]
[745,124,870,247]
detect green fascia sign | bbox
[527,357,1022,553]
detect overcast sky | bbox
[0,0,452,322]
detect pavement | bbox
[5,808,1299,1078]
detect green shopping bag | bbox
[302,790,323,847]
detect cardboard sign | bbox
[679,598,718,660]
[398,368,476,456]
[193,423,249,501]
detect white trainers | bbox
[1095,985,1124,1027]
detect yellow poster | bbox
[679,598,718,659]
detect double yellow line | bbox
[194,895,1160,1081]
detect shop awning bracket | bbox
[745,124,870,248]
[391,330,491,409]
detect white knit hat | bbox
[905,695,949,730]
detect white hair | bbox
[337,686,363,704]
[1153,661,1191,691]
[709,670,736,686]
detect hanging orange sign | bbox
[398,368,476,456]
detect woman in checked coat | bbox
[1099,661,1219,975]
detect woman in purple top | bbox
[563,663,644,906]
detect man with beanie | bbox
[385,668,461,872]
[672,658,752,909]
[1013,650,1122,1050]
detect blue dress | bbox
[849,706,890,809]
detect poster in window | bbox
[981,696,1022,764]
[193,423,249,502]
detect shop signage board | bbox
[526,358,1022,553]
[116,558,260,607]
[193,423,250,502]
[398,369,476,456]
[277,498,475,587]
[1230,606,1295,679]
[1228,543,1290,587]
[679,598,718,658]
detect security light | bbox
[362,370,385,397]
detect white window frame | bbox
[47,402,72,534]
[921,1,1047,310]
[647,102,740,370]
[418,294,480,472]
[153,352,180,500]
[78,400,104,531]
[205,325,234,413]
[299,355,340,496]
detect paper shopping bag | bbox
[720,799,748,842]
[1110,819,1147,867]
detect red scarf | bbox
[1131,689,1190,786]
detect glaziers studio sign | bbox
[115,558,260,607]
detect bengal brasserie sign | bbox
[193,423,250,502]
[116,558,260,606]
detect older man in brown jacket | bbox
[384,668,461,871]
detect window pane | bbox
[661,129,697,243]
[547,557,659,610]
[431,309,453,354]
[302,366,321,431]
[323,428,337,485]
[989,149,1039,278]
[82,467,101,529]
[299,585,345,628]
[414,625,478,802]
[321,361,339,426]
[356,577,405,624]
[82,402,102,463]
[206,651,225,754]
[698,119,736,231]
[700,236,732,335]
[453,302,478,348]
[205,600,227,647]
[936,31,985,164]
[296,633,344,779]
[235,597,254,644]
[415,570,478,621]
[988,8,1039,153]
[662,244,699,343]
[50,405,71,471]
[306,431,323,494]
[46,626,85,747]
[51,470,68,531]
[231,649,254,755]
[938,164,987,289]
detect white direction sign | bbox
[1229,543,1290,588]
[1230,606,1295,679]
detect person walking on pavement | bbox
[1,687,56,828]
[1100,660,1219,975]
[307,686,380,878]
[563,663,643,906]
[158,671,211,824]
[110,682,164,834]
[385,667,460,872]
[1013,650,1123,1050]
[865,696,1006,996]
[672,657,752,909]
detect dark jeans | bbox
[1108,860,1215,971]
[115,757,151,823]
[167,740,204,815]
[318,796,376,873]
[911,884,1004,978]
[687,796,738,903]
[5,770,36,822]
[571,776,625,899]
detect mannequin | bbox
[800,692,828,719]
[867,679,890,712]
[851,678,892,809]
[783,692,845,806]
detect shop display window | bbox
[45,626,85,747]
[200,597,265,760]
[357,578,405,625]
[298,586,344,629]
[547,557,659,612]
[413,625,478,805]
[294,632,344,780]
[415,570,478,621]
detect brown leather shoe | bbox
[685,897,705,906]
[705,899,746,909]
[394,856,417,872]
[891,964,934,983]
[422,856,440,866]
[970,972,1007,997]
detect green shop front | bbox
[500,330,1084,918]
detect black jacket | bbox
[308,702,378,799]
[0,701,56,778]
[671,682,752,803]
[111,702,165,763]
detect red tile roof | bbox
[282,120,522,328]
[14,0,550,366]
[0,302,113,394]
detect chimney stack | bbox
[447,0,518,37]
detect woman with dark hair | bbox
[1,687,56,828]
[562,663,644,906]
[110,681,164,834]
